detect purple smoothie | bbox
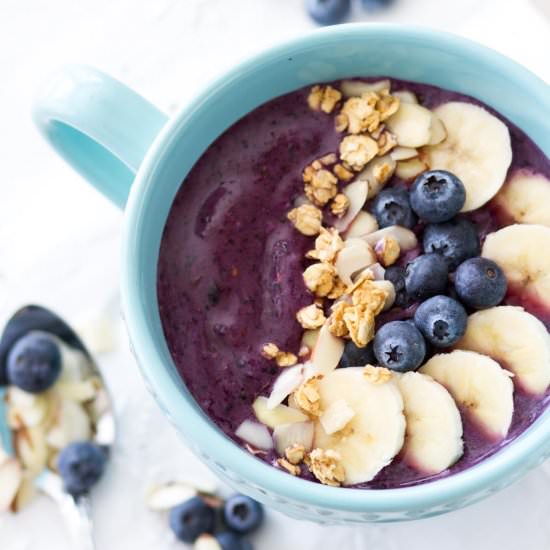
[157,78,550,488]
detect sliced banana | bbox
[420,350,514,440]
[427,115,447,145]
[482,224,550,310]
[313,367,405,485]
[456,306,550,395]
[422,102,512,211]
[392,90,418,105]
[386,103,434,148]
[494,171,550,226]
[397,371,463,474]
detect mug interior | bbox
[121,24,550,518]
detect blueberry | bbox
[224,494,264,534]
[405,254,449,301]
[371,188,417,229]
[305,0,351,25]
[216,532,251,550]
[384,265,409,308]
[361,0,394,10]
[423,218,480,270]
[373,321,426,372]
[410,170,466,223]
[454,257,507,309]
[169,496,215,543]
[57,442,106,496]
[414,295,467,347]
[6,332,62,393]
[340,340,375,368]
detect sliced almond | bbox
[46,399,92,449]
[311,322,345,375]
[356,262,386,281]
[335,243,376,286]
[333,180,368,232]
[301,330,320,354]
[341,79,391,97]
[386,103,433,148]
[362,226,418,252]
[428,114,447,145]
[145,482,197,511]
[235,420,273,451]
[390,146,418,161]
[396,157,429,180]
[267,365,305,410]
[392,90,418,104]
[15,427,48,475]
[56,379,98,402]
[0,459,22,512]
[344,211,378,239]
[273,422,314,455]
[253,396,308,428]
[372,280,396,310]
[352,155,397,199]
[12,471,36,512]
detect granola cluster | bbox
[261,343,298,367]
[305,448,346,487]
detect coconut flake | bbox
[235,420,273,451]
[267,365,305,410]
[146,482,197,510]
[273,422,314,455]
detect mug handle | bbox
[32,66,168,209]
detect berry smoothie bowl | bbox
[33,25,550,522]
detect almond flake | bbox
[307,85,342,114]
[376,94,400,121]
[363,364,393,384]
[330,193,350,217]
[319,153,337,166]
[376,130,398,156]
[306,227,344,263]
[339,135,379,171]
[285,443,306,465]
[296,304,326,330]
[374,235,401,267]
[303,262,337,297]
[277,458,301,476]
[287,203,323,236]
[306,448,345,487]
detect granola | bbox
[376,93,400,121]
[285,443,306,465]
[330,193,350,217]
[339,135,379,171]
[303,262,337,297]
[306,448,346,487]
[333,163,354,181]
[340,92,381,134]
[261,343,298,367]
[374,235,401,267]
[293,375,323,416]
[296,303,326,330]
[307,85,342,114]
[304,168,339,206]
[306,227,344,263]
[277,458,301,476]
[363,364,393,384]
[376,130,398,156]
[351,276,388,315]
[327,301,350,338]
[343,304,376,348]
[287,203,323,236]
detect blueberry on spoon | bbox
[414,295,467,347]
[57,442,107,497]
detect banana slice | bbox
[397,371,463,474]
[482,224,550,311]
[392,90,418,105]
[422,102,512,211]
[455,306,550,395]
[420,350,514,440]
[313,367,405,485]
[494,171,550,227]
[386,103,434,147]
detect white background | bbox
[1,0,550,548]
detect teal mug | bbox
[33,24,550,523]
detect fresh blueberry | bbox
[410,170,466,223]
[306,0,351,25]
[57,442,106,496]
[423,218,480,270]
[169,496,216,543]
[404,253,449,301]
[414,295,467,347]
[6,331,62,393]
[361,0,394,10]
[373,320,426,372]
[454,257,507,309]
[216,532,251,550]
[224,494,264,534]
[340,340,375,368]
[384,265,409,308]
[370,187,417,229]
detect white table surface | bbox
[1,0,550,548]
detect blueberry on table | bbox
[454,257,507,309]
[373,320,426,372]
[223,494,264,534]
[306,0,351,25]
[384,265,408,308]
[6,331,62,393]
[423,218,480,270]
[410,170,466,223]
[361,0,395,10]
[414,295,467,347]
[57,442,107,497]
[371,187,417,229]
[216,531,251,550]
[169,496,216,543]
[340,340,375,368]
[405,253,449,301]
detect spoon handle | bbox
[74,495,96,550]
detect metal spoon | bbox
[0,305,116,549]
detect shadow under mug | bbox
[32,24,550,523]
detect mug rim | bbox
[121,23,550,513]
